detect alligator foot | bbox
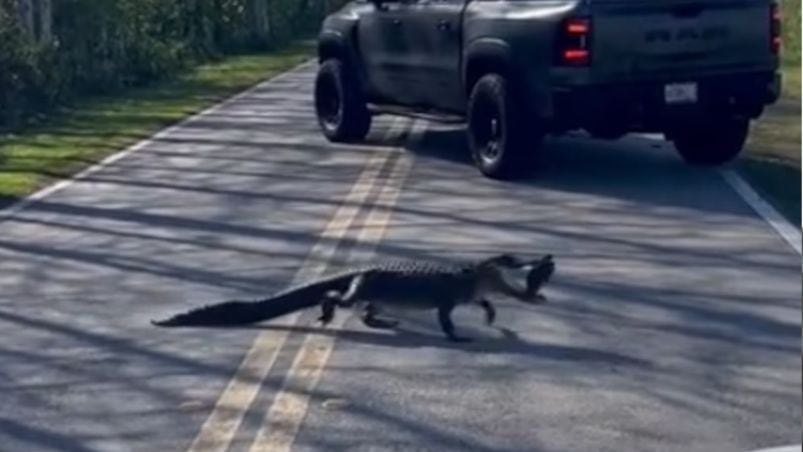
[362,304,399,329]
[318,292,340,326]
[318,312,335,326]
[520,293,549,305]
[363,317,400,329]
[446,334,473,343]
[438,305,473,342]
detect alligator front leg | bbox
[361,303,399,329]
[437,304,472,342]
[524,255,554,303]
[477,299,496,325]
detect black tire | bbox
[467,74,542,179]
[669,117,749,166]
[314,59,371,143]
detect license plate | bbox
[664,82,698,104]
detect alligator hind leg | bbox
[337,274,364,307]
[361,303,399,329]
[438,304,472,342]
[320,274,366,325]
[318,290,341,326]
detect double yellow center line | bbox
[186,118,425,452]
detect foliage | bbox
[0,0,329,127]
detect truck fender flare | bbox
[463,39,517,95]
[318,30,349,64]
[318,29,367,91]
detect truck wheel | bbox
[669,117,749,166]
[314,59,371,143]
[467,74,541,179]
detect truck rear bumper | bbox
[550,71,780,133]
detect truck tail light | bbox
[557,17,592,66]
[770,2,781,54]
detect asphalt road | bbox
[0,63,799,452]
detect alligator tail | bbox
[151,272,357,327]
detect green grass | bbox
[740,62,801,225]
[737,0,801,225]
[0,40,314,206]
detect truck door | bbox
[404,0,466,112]
[357,0,421,105]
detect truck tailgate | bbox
[590,0,776,82]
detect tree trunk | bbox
[36,0,51,43]
[293,0,310,28]
[16,0,34,36]
[248,0,270,45]
[211,0,225,48]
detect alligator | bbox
[151,253,555,342]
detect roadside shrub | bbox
[781,0,801,65]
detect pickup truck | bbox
[313,0,782,179]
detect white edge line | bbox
[0,58,318,222]
[747,446,803,452]
[637,134,800,257]
[720,169,801,256]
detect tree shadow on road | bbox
[245,322,652,368]
[0,417,96,452]
[0,307,273,452]
[404,124,761,219]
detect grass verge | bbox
[739,0,801,226]
[0,40,315,208]
[740,63,801,226]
